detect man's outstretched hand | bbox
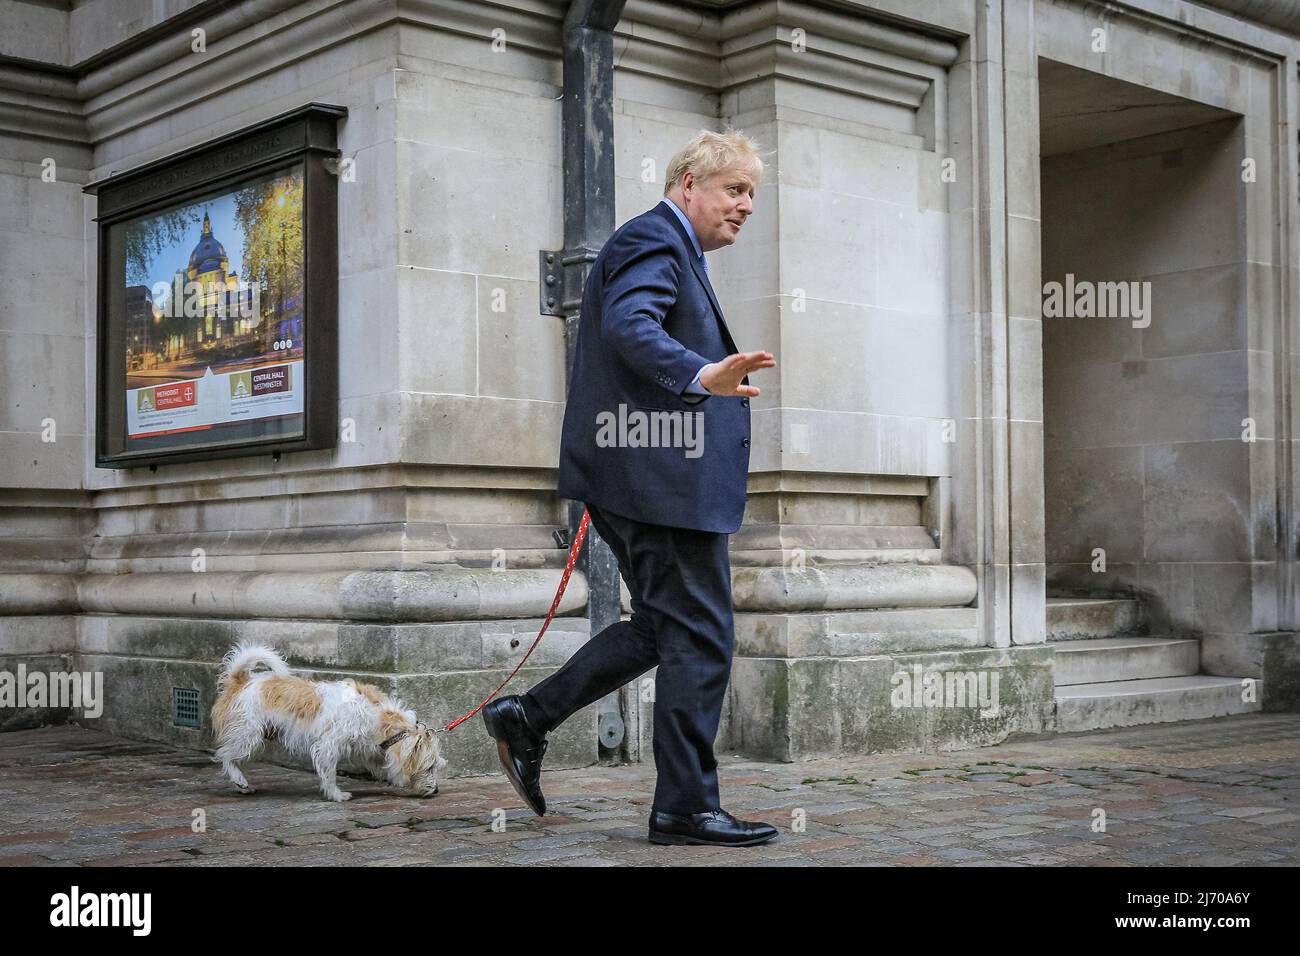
[698,351,776,398]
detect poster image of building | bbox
[121,165,306,442]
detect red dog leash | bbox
[438,509,591,733]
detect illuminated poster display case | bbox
[87,103,345,468]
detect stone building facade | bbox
[2,0,1298,776]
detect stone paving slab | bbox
[1,713,1298,866]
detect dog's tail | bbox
[212,642,289,731]
[219,641,289,685]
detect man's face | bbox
[679,162,757,252]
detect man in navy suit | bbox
[482,130,777,846]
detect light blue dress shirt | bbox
[658,197,712,397]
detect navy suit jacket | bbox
[556,201,751,533]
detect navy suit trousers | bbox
[524,501,735,815]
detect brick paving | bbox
[2,714,1298,866]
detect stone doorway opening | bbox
[1036,58,1258,729]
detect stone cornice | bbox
[0,60,86,145]
[719,1,962,66]
[1190,0,1300,40]
[604,0,963,147]
[80,0,383,150]
[615,0,959,110]
[0,0,967,148]
[2,0,1299,154]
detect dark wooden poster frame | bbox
[86,102,345,468]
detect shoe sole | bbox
[482,706,546,817]
[647,829,778,847]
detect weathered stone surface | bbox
[724,645,1055,760]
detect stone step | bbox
[1046,596,1145,641]
[1055,675,1262,732]
[1054,636,1199,686]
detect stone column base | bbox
[719,636,1055,762]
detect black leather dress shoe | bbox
[648,808,778,846]
[481,696,548,816]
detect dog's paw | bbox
[327,790,353,802]
[236,785,256,795]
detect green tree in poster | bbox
[125,209,201,287]
[233,171,303,340]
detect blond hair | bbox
[663,128,765,195]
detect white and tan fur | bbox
[211,642,447,802]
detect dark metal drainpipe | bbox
[540,0,629,754]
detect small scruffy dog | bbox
[211,642,447,802]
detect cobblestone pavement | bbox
[2,714,1298,867]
